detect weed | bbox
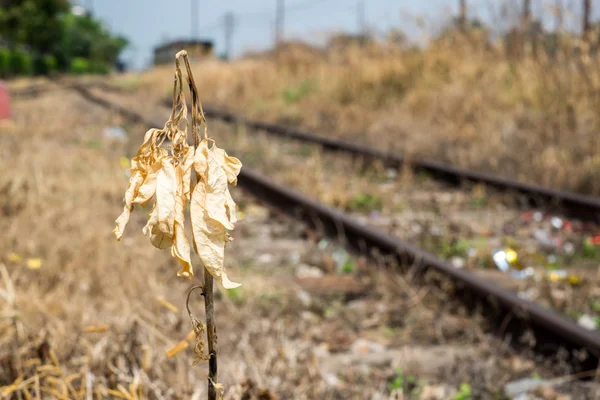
[341,259,355,274]
[453,382,472,400]
[282,78,315,104]
[388,368,426,397]
[347,193,383,212]
[225,287,244,304]
[582,238,599,259]
[388,368,404,392]
[440,238,469,259]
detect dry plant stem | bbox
[203,271,218,400]
[176,49,217,400]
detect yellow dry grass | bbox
[113,31,600,195]
[0,92,206,398]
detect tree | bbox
[0,0,69,53]
[0,0,128,75]
[58,13,128,72]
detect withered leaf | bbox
[190,139,241,288]
[212,145,242,185]
[113,170,144,240]
[173,148,194,278]
[143,158,177,249]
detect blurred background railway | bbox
[4,0,600,399]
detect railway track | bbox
[14,81,600,222]
[194,105,600,223]
[61,83,600,378]
[14,80,600,223]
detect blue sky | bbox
[78,0,597,70]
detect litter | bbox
[103,126,127,140]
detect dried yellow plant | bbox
[113,50,242,289]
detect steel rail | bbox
[69,84,600,375]
[13,81,600,221]
[195,104,600,222]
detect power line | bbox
[583,0,591,38]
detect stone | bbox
[504,378,549,397]
[295,263,324,279]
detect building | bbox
[153,39,214,65]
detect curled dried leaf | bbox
[173,152,194,278]
[114,51,242,287]
[191,138,242,289]
[212,145,242,186]
[142,158,177,249]
[113,170,144,240]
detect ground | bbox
[1,81,600,399]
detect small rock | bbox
[288,251,301,264]
[534,385,571,400]
[103,126,127,140]
[550,288,567,309]
[295,264,324,279]
[351,338,386,355]
[419,385,455,400]
[411,223,423,235]
[322,372,339,387]
[578,314,597,330]
[509,356,535,373]
[257,253,274,264]
[451,256,465,269]
[296,290,311,306]
[550,217,564,230]
[504,378,548,397]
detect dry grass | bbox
[113,30,600,196]
[2,79,599,398]
[81,86,600,331]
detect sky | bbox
[77,0,599,70]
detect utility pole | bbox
[357,1,366,37]
[522,0,531,25]
[275,0,284,47]
[459,0,467,30]
[86,0,94,16]
[583,0,591,39]
[555,0,563,31]
[191,0,198,39]
[224,12,235,61]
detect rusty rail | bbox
[195,104,600,222]
[14,81,600,222]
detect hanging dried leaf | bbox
[212,145,242,185]
[114,50,242,289]
[143,158,177,249]
[113,128,165,240]
[181,147,195,201]
[191,139,241,289]
[113,169,144,240]
[173,148,195,278]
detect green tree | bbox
[58,12,128,73]
[0,0,128,76]
[0,0,69,54]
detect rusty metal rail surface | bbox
[154,101,600,223]
[14,81,600,221]
[197,105,600,222]
[66,84,600,375]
